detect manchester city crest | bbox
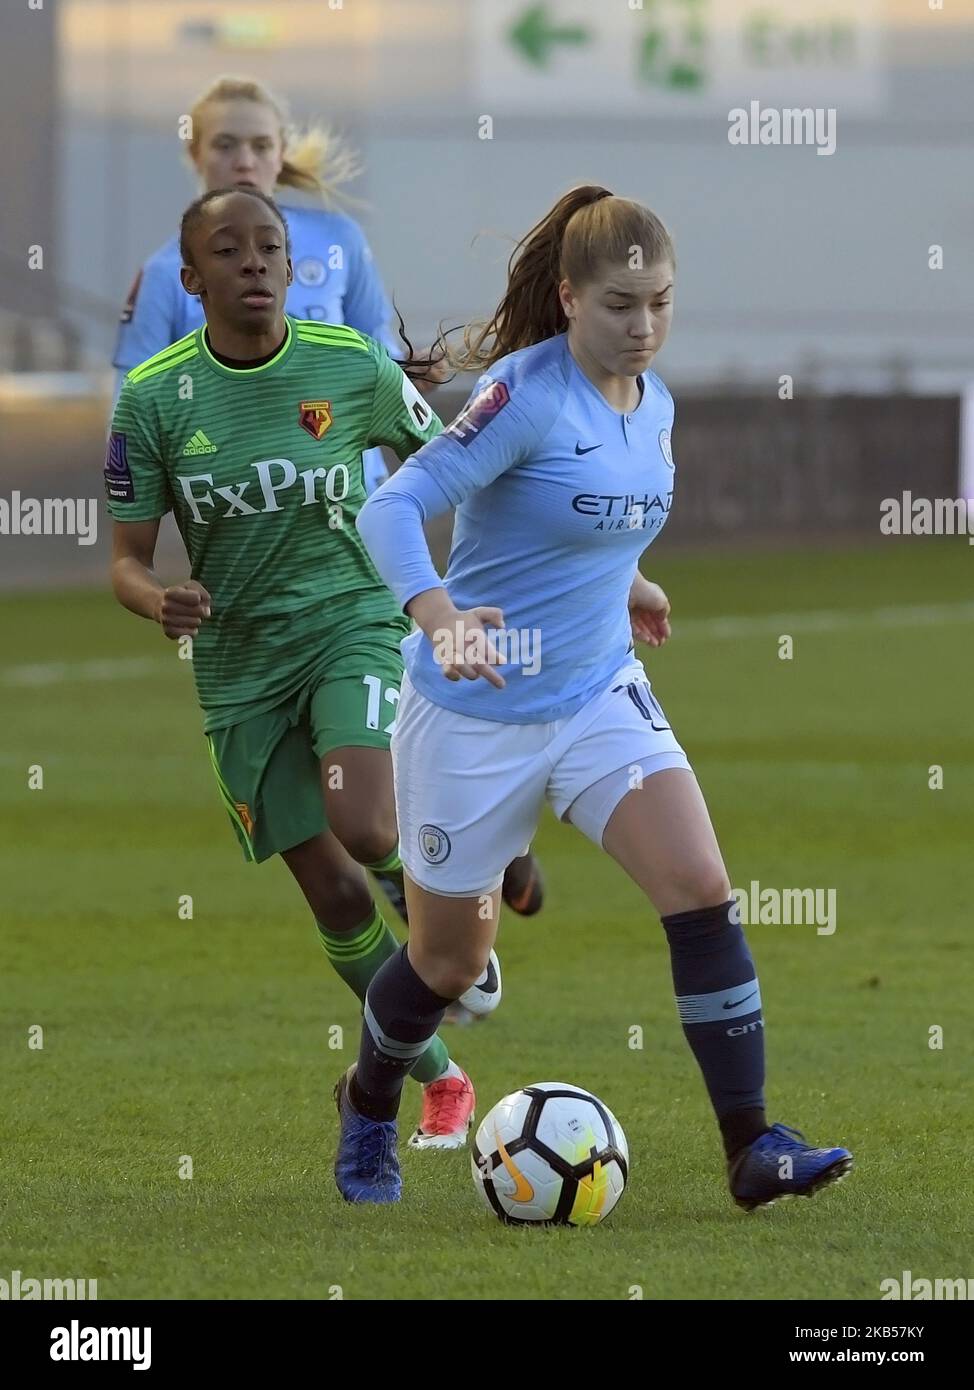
[296,257,327,287]
[419,824,451,864]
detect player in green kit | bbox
[107,185,486,1150]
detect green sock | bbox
[407,1033,450,1085]
[365,846,405,901]
[315,906,449,1085]
[367,847,402,874]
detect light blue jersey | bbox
[357,333,676,723]
[113,201,398,491]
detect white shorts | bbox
[391,658,692,896]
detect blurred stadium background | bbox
[2,0,973,586]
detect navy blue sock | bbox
[661,900,767,1158]
[351,945,451,1121]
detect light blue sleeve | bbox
[109,369,127,423]
[339,219,399,356]
[112,256,181,370]
[356,368,556,611]
[356,471,447,610]
[362,449,390,495]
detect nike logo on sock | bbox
[723,990,757,1010]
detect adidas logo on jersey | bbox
[182,430,218,456]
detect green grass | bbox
[2,539,972,1300]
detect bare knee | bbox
[329,816,398,869]
[413,946,491,1002]
[655,857,731,919]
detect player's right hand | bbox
[158,580,212,639]
[433,606,507,688]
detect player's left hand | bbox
[629,576,671,648]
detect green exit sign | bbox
[486,0,883,115]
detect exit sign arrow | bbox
[509,4,590,68]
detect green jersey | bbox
[106,316,442,731]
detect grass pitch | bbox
[2,539,972,1299]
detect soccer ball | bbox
[471,1082,629,1226]
[457,948,502,1016]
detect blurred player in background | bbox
[112,74,443,494]
[107,186,482,1149]
[341,186,853,1210]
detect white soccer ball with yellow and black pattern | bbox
[471,1082,629,1226]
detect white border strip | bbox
[961,383,974,503]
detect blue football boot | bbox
[730,1122,853,1211]
[334,1066,402,1204]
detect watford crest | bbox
[299,399,334,441]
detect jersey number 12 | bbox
[362,674,400,733]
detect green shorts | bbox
[206,636,404,863]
